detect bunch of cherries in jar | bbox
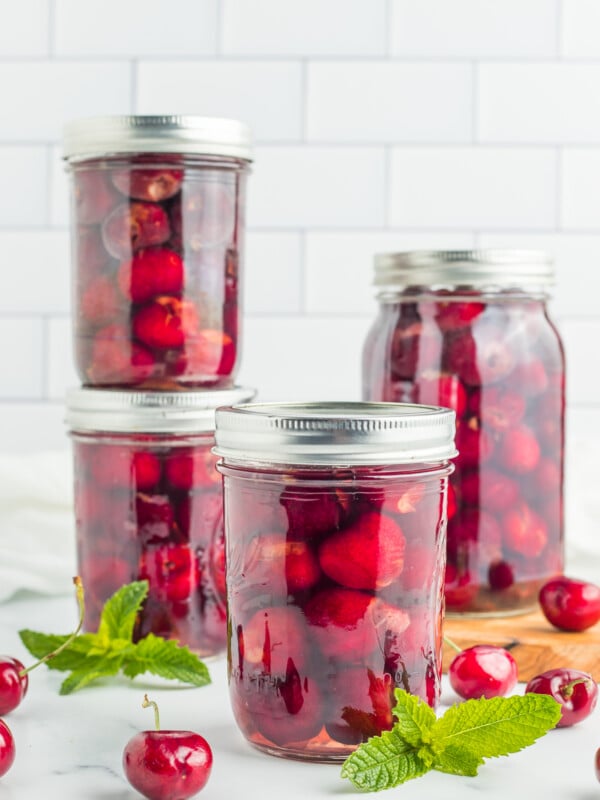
[365,292,564,613]
[73,161,241,389]
[74,434,227,656]
[225,470,447,756]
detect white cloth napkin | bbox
[0,451,76,601]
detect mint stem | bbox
[20,576,85,678]
[142,694,161,730]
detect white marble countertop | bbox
[0,594,598,800]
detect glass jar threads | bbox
[214,402,456,761]
[362,250,565,616]
[65,385,254,657]
[63,115,252,390]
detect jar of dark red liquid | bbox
[63,115,252,390]
[214,402,456,761]
[65,385,254,656]
[362,250,565,616]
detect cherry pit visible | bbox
[362,250,565,616]
[63,115,252,390]
[65,386,254,657]
[214,401,456,761]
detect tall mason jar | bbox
[65,385,254,656]
[214,402,456,761]
[63,115,252,390]
[362,250,565,616]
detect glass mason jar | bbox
[214,402,456,761]
[63,115,252,390]
[362,250,566,616]
[65,385,254,657]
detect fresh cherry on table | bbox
[123,695,212,800]
[0,577,84,716]
[525,668,598,727]
[539,576,600,632]
[0,657,28,716]
[447,642,518,700]
[0,719,15,777]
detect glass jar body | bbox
[362,290,565,615]
[220,460,451,761]
[67,154,248,389]
[71,429,226,656]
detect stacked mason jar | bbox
[63,116,255,656]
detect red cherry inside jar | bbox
[362,250,565,616]
[64,115,252,390]
[215,401,456,761]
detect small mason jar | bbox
[214,402,456,761]
[362,250,566,616]
[63,115,252,390]
[65,385,254,657]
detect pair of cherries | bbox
[447,575,600,731]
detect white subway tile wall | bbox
[0,1,598,451]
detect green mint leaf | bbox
[59,654,124,695]
[431,693,562,764]
[122,633,211,687]
[97,580,149,642]
[18,630,97,672]
[391,689,437,747]
[17,580,210,694]
[433,744,484,777]
[341,727,429,791]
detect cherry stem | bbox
[444,635,462,654]
[142,694,161,731]
[560,677,590,699]
[19,576,85,678]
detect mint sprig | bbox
[341,689,561,791]
[19,580,210,695]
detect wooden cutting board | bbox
[442,610,600,682]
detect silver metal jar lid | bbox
[374,249,554,291]
[65,386,256,434]
[214,401,457,466]
[63,115,253,162]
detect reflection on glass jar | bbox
[63,116,252,389]
[215,402,456,761]
[66,386,254,657]
[362,250,565,616]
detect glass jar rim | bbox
[63,115,253,162]
[65,386,256,434]
[214,401,457,466]
[374,249,554,291]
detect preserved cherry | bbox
[215,402,456,761]
[363,251,565,615]
[65,116,251,389]
[67,387,254,656]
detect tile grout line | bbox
[556,0,564,59]
[215,0,224,57]
[472,61,478,144]
[47,0,55,56]
[301,59,309,142]
[130,59,138,112]
[556,147,563,231]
